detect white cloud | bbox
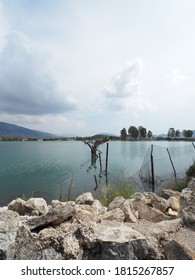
[104,57,143,100]
[166,67,188,84]
[102,57,156,112]
[0,31,77,115]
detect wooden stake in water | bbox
[105,143,109,175]
[94,175,99,190]
[166,148,177,181]
[99,152,102,171]
[150,144,155,192]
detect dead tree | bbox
[83,138,109,165]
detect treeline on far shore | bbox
[1,135,195,142]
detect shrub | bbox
[186,161,195,181]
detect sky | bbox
[0,0,195,136]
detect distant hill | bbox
[0,122,57,138]
[92,132,118,138]
[157,130,195,138]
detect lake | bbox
[0,140,195,205]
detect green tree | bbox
[183,129,193,138]
[168,127,176,138]
[128,126,139,140]
[147,130,153,138]
[120,128,127,140]
[175,129,180,137]
[138,126,147,139]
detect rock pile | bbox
[0,179,195,260]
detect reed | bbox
[98,179,135,206]
[59,174,74,202]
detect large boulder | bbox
[8,198,27,215]
[164,240,195,260]
[180,187,195,209]
[145,192,169,213]
[168,196,180,212]
[138,204,169,222]
[130,218,182,259]
[181,206,195,229]
[160,189,181,200]
[74,204,99,222]
[25,202,75,230]
[100,208,125,222]
[75,192,94,205]
[85,221,148,260]
[180,186,195,229]
[92,200,107,215]
[14,225,43,260]
[121,200,137,223]
[107,196,125,211]
[127,192,151,211]
[0,210,20,259]
[26,198,48,216]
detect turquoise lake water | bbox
[0,140,194,205]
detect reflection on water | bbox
[0,140,194,205]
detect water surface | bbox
[0,140,194,205]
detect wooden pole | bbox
[99,152,102,171]
[105,143,109,175]
[150,144,155,192]
[94,175,99,191]
[166,148,177,181]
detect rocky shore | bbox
[0,179,195,260]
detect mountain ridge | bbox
[0,122,57,138]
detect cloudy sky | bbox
[0,0,195,136]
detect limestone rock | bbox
[168,196,180,212]
[8,198,27,215]
[1,188,195,260]
[160,189,181,200]
[107,196,125,211]
[128,192,151,211]
[75,192,94,205]
[181,206,195,229]
[130,218,182,260]
[164,240,195,260]
[25,201,75,230]
[180,186,195,229]
[51,200,67,208]
[167,208,178,217]
[0,210,20,259]
[180,187,195,209]
[74,204,99,222]
[187,177,195,189]
[100,208,125,222]
[14,225,43,260]
[41,248,63,260]
[86,220,148,260]
[138,203,169,222]
[146,192,169,213]
[166,227,195,257]
[0,206,8,212]
[26,198,48,215]
[92,200,107,215]
[38,224,83,260]
[121,200,137,223]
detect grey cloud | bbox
[0,31,77,115]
